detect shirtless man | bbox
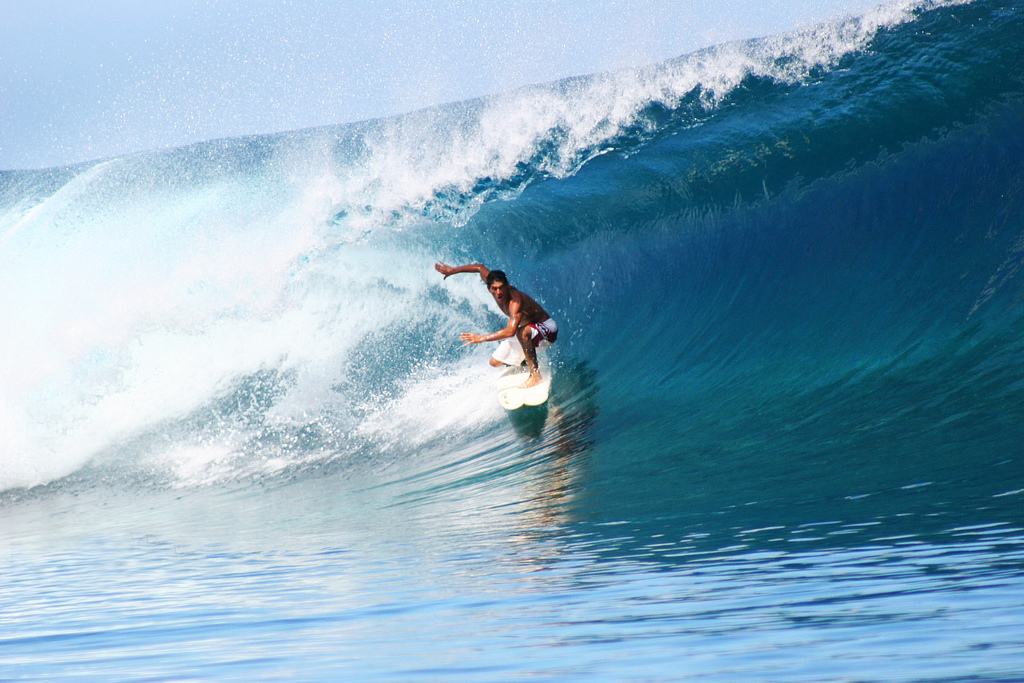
[435,262,558,388]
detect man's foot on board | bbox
[520,373,542,389]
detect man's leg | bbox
[490,338,522,368]
[517,326,542,388]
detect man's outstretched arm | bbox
[435,262,490,282]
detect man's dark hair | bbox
[486,270,508,286]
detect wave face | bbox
[2,0,1024,547]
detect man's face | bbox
[489,281,509,305]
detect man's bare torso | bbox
[497,288,549,328]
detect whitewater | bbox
[3,0,1024,680]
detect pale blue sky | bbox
[1,0,875,169]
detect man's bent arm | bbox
[435,262,490,282]
[460,304,521,345]
[488,310,521,341]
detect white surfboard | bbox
[496,362,551,410]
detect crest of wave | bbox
[326,0,965,235]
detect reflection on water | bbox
[507,360,599,550]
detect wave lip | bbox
[322,0,969,234]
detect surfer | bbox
[435,262,558,388]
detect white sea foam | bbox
[354,357,504,448]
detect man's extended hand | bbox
[460,332,483,345]
[435,262,454,279]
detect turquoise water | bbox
[3,0,1024,679]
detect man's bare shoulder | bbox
[511,288,549,323]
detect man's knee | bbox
[489,357,505,367]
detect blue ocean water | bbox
[3,0,1024,680]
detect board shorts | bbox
[491,318,558,366]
